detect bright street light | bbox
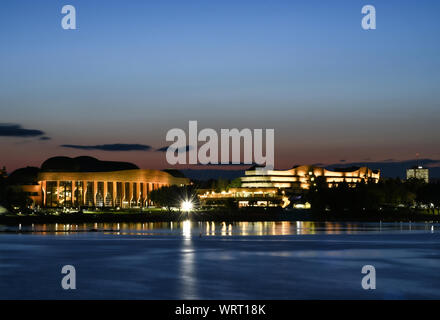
[181,200,193,212]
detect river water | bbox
[0,221,439,299]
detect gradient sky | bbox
[1,0,439,172]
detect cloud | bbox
[156,145,193,153]
[39,136,51,141]
[60,143,152,151]
[0,123,45,137]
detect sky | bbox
[1,0,440,173]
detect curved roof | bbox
[162,169,187,178]
[41,156,139,172]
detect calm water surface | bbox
[0,221,439,299]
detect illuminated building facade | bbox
[39,169,189,208]
[241,165,380,189]
[12,157,189,208]
[406,166,429,183]
[199,187,284,208]
[199,165,380,208]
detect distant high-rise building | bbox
[406,166,429,183]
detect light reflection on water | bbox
[0,221,438,236]
[180,220,198,299]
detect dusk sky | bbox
[1,0,440,172]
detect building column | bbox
[71,180,76,207]
[142,182,147,207]
[136,182,141,206]
[41,181,47,207]
[121,182,126,208]
[103,181,108,207]
[56,180,60,206]
[112,181,117,207]
[128,183,134,207]
[82,181,87,206]
[93,181,98,207]
[138,182,143,207]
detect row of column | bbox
[42,180,167,208]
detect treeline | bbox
[305,177,440,214]
[191,178,241,192]
[0,175,6,208]
[149,185,199,211]
[0,175,35,213]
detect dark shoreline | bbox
[1,208,439,225]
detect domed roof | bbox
[40,156,139,172]
[162,169,186,178]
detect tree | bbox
[149,185,197,212]
[228,178,242,188]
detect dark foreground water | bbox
[0,221,439,299]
